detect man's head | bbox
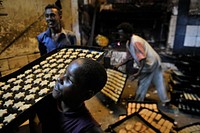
[44,4,62,29]
[53,58,107,107]
[117,22,134,43]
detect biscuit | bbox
[58,69,65,74]
[40,60,48,65]
[52,74,60,81]
[25,78,33,84]
[1,84,10,91]
[38,88,50,96]
[46,56,53,61]
[15,92,25,100]
[4,99,14,107]
[86,54,93,58]
[2,92,13,100]
[11,85,21,92]
[24,94,35,101]
[24,69,32,74]
[43,74,52,79]
[0,82,5,87]
[50,63,57,68]
[13,101,25,109]
[49,81,56,88]
[23,84,32,91]
[43,68,51,73]
[49,59,57,63]
[17,74,25,79]
[35,97,42,103]
[55,54,63,59]
[49,68,57,74]
[57,64,65,69]
[19,104,31,111]
[0,90,3,96]
[42,63,50,68]
[25,74,34,79]
[3,113,17,123]
[7,78,16,83]
[57,58,64,63]
[33,69,42,74]
[67,48,74,52]
[64,59,72,64]
[33,78,42,84]
[75,49,81,52]
[0,123,3,129]
[0,109,7,117]
[36,73,44,78]
[82,49,89,53]
[60,49,66,52]
[29,87,40,94]
[40,80,49,86]
[13,79,23,85]
[33,64,40,69]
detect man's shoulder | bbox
[37,29,50,39]
[63,29,76,36]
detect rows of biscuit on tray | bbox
[0,48,104,129]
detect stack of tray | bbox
[169,69,200,115]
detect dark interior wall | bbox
[0,0,52,76]
[93,1,170,49]
[173,0,200,56]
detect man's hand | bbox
[129,73,139,81]
[113,65,119,70]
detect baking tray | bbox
[126,101,158,116]
[170,89,200,115]
[105,112,160,133]
[137,107,176,133]
[101,68,127,103]
[176,122,200,133]
[177,102,200,116]
[0,46,106,132]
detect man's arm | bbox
[66,30,77,45]
[129,58,145,80]
[37,35,47,56]
[115,56,133,68]
[38,42,47,56]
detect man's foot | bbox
[158,102,179,113]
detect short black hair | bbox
[75,58,107,94]
[45,4,62,15]
[117,22,134,34]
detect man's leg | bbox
[134,73,153,101]
[152,66,170,103]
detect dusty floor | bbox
[86,72,200,131]
[16,69,200,132]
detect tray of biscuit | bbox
[0,46,105,131]
[101,68,127,103]
[177,102,200,116]
[105,112,160,133]
[126,101,158,116]
[137,108,176,133]
[176,122,200,133]
[117,101,158,121]
[171,89,200,115]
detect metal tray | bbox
[0,46,106,132]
